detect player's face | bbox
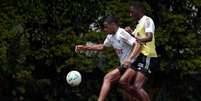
[129,6,139,20]
[103,22,114,34]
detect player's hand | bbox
[123,59,132,68]
[124,26,133,34]
[75,45,84,53]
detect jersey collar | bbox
[115,27,121,35]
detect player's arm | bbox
[124,26,153,43]
[124,26,133,34]
[127,41,141,62]
[123,41,141,68]
[136,32,153,43]
[136,18,155,43]
[120,31,141,68]
[124,41,141,68]
[75,44,104,53]
[75,35,112,53]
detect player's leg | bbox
[130,55,154,101]
[131,71,150,101]
[98,68,121,101]
[121,70,150,101]
[130,54,151,101]
[119,68,143,101]
[119,68,136,91]
[119,68,136,101]
[122,90,140,101]
[120,68,139,101]
[120,54,151,101]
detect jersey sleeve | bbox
[144,17,155,33]
[120,30,136,46]
[103,35,112,47]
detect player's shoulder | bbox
[117,27,134,40]
[106,34,112,39]
[144,15,152,20]
[118,28,130,36]
[117,27,125,32]
[144,15,154,23]
[143,15,155,28]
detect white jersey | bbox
[103,28,136,64]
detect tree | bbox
[0,0,201,101]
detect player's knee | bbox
[132,82,142,91]
[119,78,127,86]
[103,74,113,83]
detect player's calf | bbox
[98,68,121,101]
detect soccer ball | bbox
[66,71,82,87]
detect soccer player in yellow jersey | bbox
[121,1,158,101]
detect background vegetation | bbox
[0,0,201,101]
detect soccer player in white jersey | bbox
[122,1,158,101]
[75,16,141,101]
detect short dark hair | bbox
[104,15,119,25]
[130,1,144,10]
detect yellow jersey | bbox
[132,15,157,57]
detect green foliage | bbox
[0,0,201,101]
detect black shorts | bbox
[131,54,158,75]
[118,54,158,75]
[118,65,127,75]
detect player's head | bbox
[129,1,144,20]
[103,16,119,34]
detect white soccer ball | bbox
[66,71,82,87]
